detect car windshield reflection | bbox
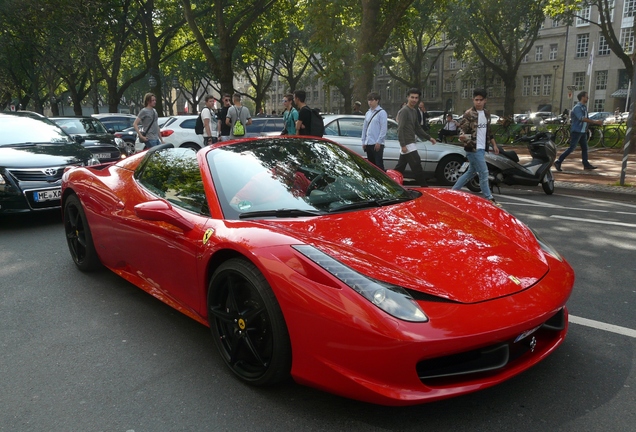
[207,138,416,220]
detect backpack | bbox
[304,106,324,137]
[232,106,245,136]
[195,107,213,135]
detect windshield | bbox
[52,118,108,134]
[0,116,74,146]
[207,137,415,220]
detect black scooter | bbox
[464,131,557,195]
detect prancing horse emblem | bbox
[529,336,537,352]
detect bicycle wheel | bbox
[554,127,570,147]
[600,125,620,148]
[587,127,603,147]
[494,126,511,144]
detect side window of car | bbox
[137,147,210,216]
[338,118,364,138]
[263,119,284,132]
[386,121,398,141]
[324,120,339,136]
[181,119,197,129]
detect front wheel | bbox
[435,155,465,185]
[63,194,102,272]
[542,170,555,195]
[207,259,291,386]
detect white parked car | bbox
[134,114,217,152]
[429,113,460,124]
[322,114,466,185]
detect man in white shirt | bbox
[452,89,501,206]
[202,95,217,145]
[437,113,459,142]
[361,92,387,170]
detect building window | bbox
[429,80,438,99]
[620,27,634,54]
[596,70,608,90]
[522,54,529,63]
[598,35,611,55]
[461,80,469,99]
[576,34,590,58]
[593,99,605,112]
[532,75,541,96]
[543,75,552,96]
[549,44,558,60]
[576,5,591,25]
[449,56,456,69]
[522,76,531,96]
[535,46,543,61]
[573,72,585,90]
[552,19,559,27]
[624,0,636,18]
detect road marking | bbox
[550,215,636,228]
[560,194,636,209]
[570,315,636,339]
[501,195,636,215]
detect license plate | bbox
[34,189,62,202]
[459,162,469,173]
[514,325,541,343]
[95,153,111,159]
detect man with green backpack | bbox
[226,93,252,140]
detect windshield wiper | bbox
[238,208,324,219]
[329,196,412,212]
[376,196,412,206]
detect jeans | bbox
[395,149,427,186]
[452,149,493,200]
[364,145,385,170]
[144,138,161,149]
[557,131,590,167]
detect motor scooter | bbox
[464,131,556,195]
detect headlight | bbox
[531,229,563,261]
[293,245,428,322]
[114,137,125,147]
[86,155,101,166]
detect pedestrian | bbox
[201,94,217,145]
[226,93,252,139]
[281,93,298,135]
[133,92,163,149]
[417,101,430,132]
[395,88,436,186]
[437,113,459,142]
[217,93,232,141]
[452,88,501,206]
[361,91,387,170]
[554,91,601,171]
[294,90,311,135]
[352,101,363,115]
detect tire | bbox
[180,142,201,151]
[435,155,465,185]
[63,194,102,272]
[466,176,481,192]
[207,258,291,386]
[542,170,555,195]
[124,140,135,156]
[587,127,603,147]
[554,127,569,148]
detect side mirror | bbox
[134,200,194,231]
[73,134,85,144]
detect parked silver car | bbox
[322,114,466,185]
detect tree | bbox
[447,0,547,115]
[180,0,279,96]
[546,0,635,78]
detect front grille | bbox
[8,167,64,182]
[417,308,565,382]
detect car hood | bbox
[0,144,91,168]
[264,190,548,304]
[80,133,118,146]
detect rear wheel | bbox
[466,175,481,192]
[180,142,201,152]
[63,194,101,272]
[207,259,291,386]
[542,170,555,195]
[435,155,465,185]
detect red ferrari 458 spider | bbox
[61,137,574,406]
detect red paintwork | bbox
[61,146,575,406]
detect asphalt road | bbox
[1,188,635,432]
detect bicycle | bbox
[494,116,532,144]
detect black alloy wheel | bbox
[435,155,465,185]
[63,194,102,272]
[208,259,291,386]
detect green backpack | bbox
[233,107,245,136]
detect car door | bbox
[113,147,210,312]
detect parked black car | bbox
[0,113,100,214]
[245,116,285,137]
[50,116,127,160]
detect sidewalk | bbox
[510,145,636,200]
